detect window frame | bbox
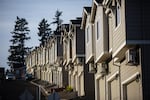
[86,26,89,43]
[115,2,121,28]
[96,21,100,40]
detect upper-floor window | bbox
[97,21,100,40]
[115,2,121,27]
[86,26,89,43]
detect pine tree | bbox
[51,10,63,31]
[8,16,31,78]
[37,18,51,45]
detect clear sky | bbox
[0,0,92,69]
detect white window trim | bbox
[86,26,89,43]
[96,21,100,40]
[114,2,121,31]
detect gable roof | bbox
[81,7,92,29]
[70,17,82,25]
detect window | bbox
[97,21,100,39]
[115,3,121,27]
[86,26,89,43]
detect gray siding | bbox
[125,0,142,40]
[126,0,150,40]
[84,64,95,100]
[57,36,63,57]
[76,26,85,55]
[141,45,150,100]
[62,68,68,87]
[142,0,150,40]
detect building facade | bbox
[61,18,95,99]
[81,0,150,100]
[26,0,150,99]
[26,31,64,87]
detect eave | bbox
[81,7,91,29]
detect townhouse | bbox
[60,24,70,87]
[81,0,150,100]
[26,30,64,87]
[61,18,95,99]
[26,0,150,99]
[50,30,63,87]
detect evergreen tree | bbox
[8,16,31,76]
[37,18,51,45]
[51,10,63,31]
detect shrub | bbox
[66,86,73,92]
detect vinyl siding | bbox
[112,0,126,58]
[143,0,150,40]
[66,39,72,64]
[95,6,109,63]
[120,60,141,82]
[51,43,55,64]
[141,45,150,100]
[57,37,63,57]
[125,80,141,100]
[99,78,105,100]
[63,42,67,63]
[76,26,85,55]
[84,64,95,100]
[95,6,103,63]
[108,15,113,52]
[125,0,142,40]
[107,60,119,77]
[110,79,120,100]
[78,65,84,96]
[72,27,76,61]
[85,15,94,63]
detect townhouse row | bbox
[26,0,150,99]
[26,30,64,87]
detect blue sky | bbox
[0,0,91,69]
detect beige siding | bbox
[54,40,57,62]
[42,48,44,65]
[46,48,48,64]
[108,15,113,52]
[94,6,109,63]
[66,39,71,64]
[95,75,101,100]
[112,0,126,58]
[72,29,76,62]
[52,43,54,64]
[121,59,141,82]
[79,73,84,96]
[78,65,84,96]
[63,42,67,63]
[99,78,105,100]
[107,61,120,100]
[126,80,141,100]
[121,59,142,100]
[108,61,119,77]
[85,15,93,63]
[109,79,120,100]
[95,6,103,63]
